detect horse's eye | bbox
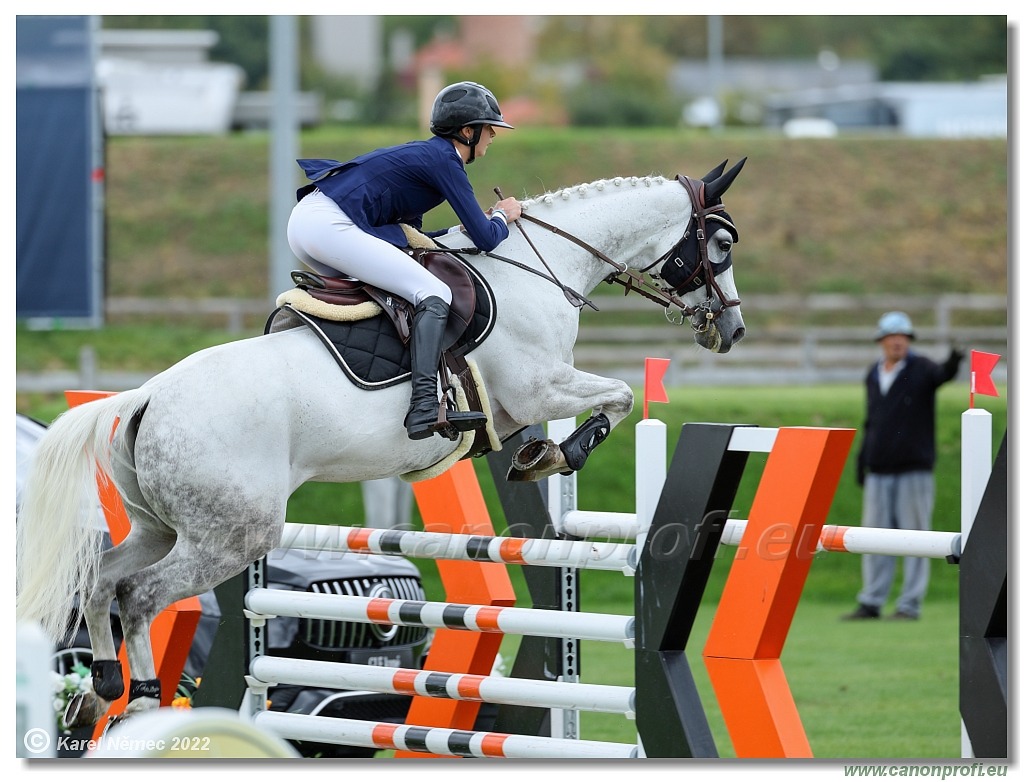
[717,239,732,253]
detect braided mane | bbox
[521,175,671,212]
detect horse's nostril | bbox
[733,327,746,343]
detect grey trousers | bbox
[856,471,935,617]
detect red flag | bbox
[971,350,1001,398]
[643,357,671,419]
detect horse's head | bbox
[650,158,747,354]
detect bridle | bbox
[639,174,742,332]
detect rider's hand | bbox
[493,197,522,222]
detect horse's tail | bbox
[16,387,153,644]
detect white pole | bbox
[562,510,638,540]
[960,408,993,546]
[633,418,667,558]
[547,418,577,536]
[960,406,992,758]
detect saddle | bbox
[265,249,498,455]
[291,249,478,348]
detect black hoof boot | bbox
[91,659,125,701]
[558,413,611,472]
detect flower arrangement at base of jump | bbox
[171,674,200,709]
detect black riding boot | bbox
[404,296,487,440]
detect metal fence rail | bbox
[17,293,1006,391]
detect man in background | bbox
[842,311,963,621]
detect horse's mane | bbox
[521,175,672,212]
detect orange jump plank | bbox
[704,427,854,758]
[397,459,516,758]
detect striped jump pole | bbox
[558,420,963,562]
[252,711,638,759]
[278,523,636,574]
[718,521,961,560]
[250,657,635,717]
[244,589,635,646]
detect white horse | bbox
[17,159,747,729]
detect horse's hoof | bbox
[96,696,161,737]
[64,692,110,729]
[506,439,571,482]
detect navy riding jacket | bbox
[857,349,963,477]
[296,135,509,252]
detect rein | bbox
[495,187,598,311]
[518,211,678,310]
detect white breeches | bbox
[287,189,451,306]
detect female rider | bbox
[287,81,522,441]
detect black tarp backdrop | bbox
[16,15,103,325]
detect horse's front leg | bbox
[499,365,634,481]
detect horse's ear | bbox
[704,157,747,203]
[701,160,728,183]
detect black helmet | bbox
[430,81,515,137]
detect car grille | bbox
[299,576,429,650]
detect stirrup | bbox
[406,406,486,442]
[447,409,487,431]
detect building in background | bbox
[309,16,382,91]
[97,29,244,135]
[762,77,1008,138]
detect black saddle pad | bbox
[267,262,496,391]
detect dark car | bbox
[19,413,431,758]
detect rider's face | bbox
[464,125,496,157]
